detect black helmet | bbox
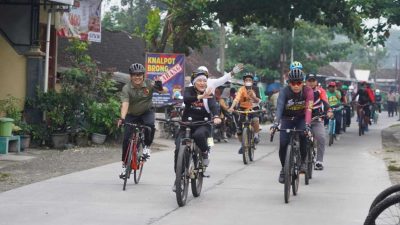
[306,73,317,80]
[191,69,209,84]
[129,63,145,74]
[242,72,254,80]
[288,69,304,81]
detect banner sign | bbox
[56,0,102,42]
[145,53,185,106]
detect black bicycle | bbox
[174,118,213,207]
[364,184,400,225]
[356,103,369,136]
[271,128,310,203]
[122,123,151,191]
[235,110,263,164]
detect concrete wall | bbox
[0,35,27,108]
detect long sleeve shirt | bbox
[182,86,219,122]
[275,86,314,124]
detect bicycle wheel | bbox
[292,146,300,196]
[249,128,255,162]
[242,127,250,165]
[284,143,293,204]
[175,144,190,207]
[191,149,203,197]
[123,141,133,191]
[134,143,144,184]
[369,184,400,212]
[163,122,171,139]
[305,141,312,185]
[364,194,400,225]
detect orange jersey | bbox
[234,86,255,110]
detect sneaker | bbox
[238,147,243,154]
[143,146,151,159]
[202,152,210,167]
[223,138,229,143]
[315,162,324,170]
[119,165,126,179]
[278,169,285,184]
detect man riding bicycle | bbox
[353,81,375,130]
[270,68,314,184]
[326,82,343,139]
[118,63,168,178]
[305,73,333,170]
[228,72,262,153]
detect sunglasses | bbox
[130,73,144,77]
[290,81,303,86]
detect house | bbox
[0,0,70,123]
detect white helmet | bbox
[376,89,380,93]
[198,66,209,73]
[349,85,354,91]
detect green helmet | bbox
[342,85,349,90]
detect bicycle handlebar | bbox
[123,122,152,132]
[234,109,264,114]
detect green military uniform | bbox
[121,79,157,116]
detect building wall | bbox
[0,35,27,108]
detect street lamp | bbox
[290,5,294,63]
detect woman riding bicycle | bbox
[174,69,222,171]
[270,68,314,184]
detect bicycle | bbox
[327,115,336,146]
[271,127,310,203]
[364,184,400,225]
[160,102,183,139]
[341,107,347,133]
[121,123,151,191]
[235,110,263,165]
[356,103,369,136]
[174,118,213,207]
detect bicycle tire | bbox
[123,142,133,191]
[242,127,250,165]
[191,149,203,197]
[305,141,312,185]
[292,143,300,196]
[175,144,190,207]
[249,128,255,162]
[364,194,400,225]
[369,184,400,212]
[284,143,293,204]
[134,143,144,184]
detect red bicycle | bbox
[122,123,151,191]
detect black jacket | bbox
[182,86,219,122]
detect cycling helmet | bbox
[129,63,145,74]
[197,66,209,73]
[253,75,259,82]
[376,89,380,93]
[191,69,209,84]
[306,73,317,80]
[328,81,336,87]
[288,68,304,81]
[290,61,303,70]
[242,72,254,80]
[342,85,349,90]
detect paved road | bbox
[0,116,398,225]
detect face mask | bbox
[245,82,252,87]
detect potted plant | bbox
[13,121,32,150]
[88,98,120,144]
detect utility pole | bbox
[219,23,226,74]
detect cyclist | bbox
[215,87,229,142]
[228,72,262,153]
[118,63,168,178]
[174,69,221,169]
[375,89,382,113]
[270,68,314,183]
[341,85,352,127]
[326,82,343,139]
[305,73,333,170]
[353,81,375,129]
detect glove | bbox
[154,80,163,91]
[270,123,279,132]
[232,63,244,74]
